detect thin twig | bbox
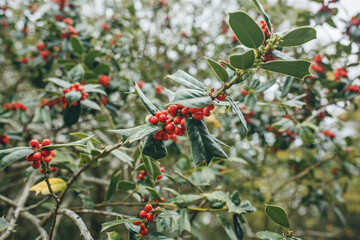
[72,209,132,218]
[58,209,94,240]
[174,171,204,193]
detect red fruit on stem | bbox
[241,89,248,96]
[33,152,42,161]
[140,223,145,229]
[155,111,162,118]
[149,116,159,125]
[161,110,168,115]
[181,118,186,130]
[161,197,165,202]
[207,104,215,110]
[154,131,163,140]
[145,204,153,213]
[26,154,34,162]
[216,95,226,101]
[50,150,56,157]
[139,210,147,218]
[43,156,52,163]
[158,162,161,166]
[138,174,144,180]
[139,228,148,235]
[133,221,141,225]
[189,108,198,113]
[30,139,40,148]
[165,123,175,134]
[32,160,41,169]
[141,170,146,175]
[174,127,182,135]
[157,175,163,180]
[160,167,165,172]
[181,108,189,115]
[173,116,181,125]
[193,112,204,120]
[159,114,167,122]
[147,213,154,222]
[203,108,210,117]
[165,119,172,125]
[41,150,51,157]
[51,167,57,172]
[41,139,51,146]
[162,132,169,140]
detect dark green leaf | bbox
[255,79,276,93]
[226,96,248,132]
[297,126,314,146]
[65,91,82,104]
[217,215,237,240]
[279,27,317,47]
[0,148,34,172]
[67,64,84,83]
[244,94,257,108]
[106,231,123,240]
[105,170,122,201]
[101,218,142,232]
[281,77,294,98]
[167,70,206,92]
[84,50,101,68]
[265,204,290,228]
[261,60,312,79]
[186,118,228,165]
[0,217,14,232]
[141,186,161,200]
[205,57,229,82]
[47,78,70,88]
[93,63,110,74]
[141,152,162,182]
[229,50,255,70]
[233,214,245,240]
[171,89,212,108]
[173,194,204,204]
[42,135,94,150]
[231,191,242,206]
[70,36,83,54]
[78,193,95,209]
[134,83,159,115]
[251,0,273,34]
[229,11,265,49]
[117,181,136,191]
[111,124,163,145]
[143,135,167,160]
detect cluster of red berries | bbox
[98,74,110,87]
[62,82,88,108]
[309,54,326,77]
[138,162,165,180]
[61,26,78,39]
[318,3,334,13]
[101,23,110,31]
[323,129,336,139]
[133,204,160,236]
[143,196,166,203]
[346,85,360,94]
[265,126,296,142]
[0,134,9,145]
[26,139,56,169]
[334,67,348,81]
[36,43,52,62]
[316,111,327,121]
[63,17,73,25]
[350,15,360,26]
[258,20,276,62]
[148,103,216,141]
[20,57,29,64]
[3,102,27,111]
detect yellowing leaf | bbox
[30,178,67,195]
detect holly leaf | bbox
[261,60,312,79]
[229,49,256,70]
[205,57,229,82]
[142,135,168,160]
[167,70,206,92]
[171,89,212,108]
[265,204,290,228]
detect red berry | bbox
[162,132,169,140]
[137,81,144,89]
[33,152,42,161]
[159,114,167,122]
[43,156,52,163]
[241,89,248,96]
[51,167,57,172]
[207,104,215,110]
[133,221,141,225]
[189,108,198,113]
[203,108,210,117]
[157,175,163,180]
[30,139,40,148]
[26,154,34,162]
[149,116,159,125]
[41,150,51,157]
[161,110,168,115]
[138,174,144,180]
[154,131,163,140]
[50,150,56,157]
[174,127,181,135]
[42,139,51,146]
[165,123,175,134]
[181,118,186,130]
[32,160,41,169]
[140,223,145,229]
[145,204,153,213]
[181,108,189,116]
[141,170,146,175]
[158,162,161,166]
[167,105,178,116]
[216,95,226,101]
[147,213,154,222]
[139,210,147,218]
[139,228,148,235]
[160,167,165,172]
[165,119,172,125]
[155,111,162,118]
[173,116,181,125]
[161,197,165,202]
[193,112,204,120]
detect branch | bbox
[72,209,132,218]
[174,171,203,193]
[57,209,94,240]
[21,212,49,240]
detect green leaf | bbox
[173,194,204,204]
[81,99,101,111]
[205,57,229,82]
[171,89,212,108]
[255,79,276,93]
[93,63,110,74]
[265,204,290,228]
[110,149,133,166]
[233,214,244,240]
[261,60,312,79]
[143,135,167,160]
[65,91,82,104]
[105,170,122,201]
[147,232,174,240]
[141,186,161,200]
[106,231,123,240]
[279,27,317,47]
[101,218,142,232]
[117,181,136,191]
[134,83,159,115]
[0,147,33,159]
[111,123,163,145]
[272,118,294,132]
[231,191,242,206]
[244,94,257,108]
[229,50,255,70]
[281,77,294,98]
[217,215,237,240]
[70,36,83,54]
[185,118,228,165]
[83,84,107,95]
[84,50,101,68]
[0,217,14,232]
[167,70,206,92]
[42,135,94,150]
[226,96,248,132]
[67,64,84,83]
[256,231,283,240]
[0,148,34,172]
[47,78,70,88]
[229,11,265,49]
[297,126,314,146]
[141,151,162,182]
[179,209,191,232]
[251,0,273,34]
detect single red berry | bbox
[157,175,163,180]
[216,95,226,101]
[161,197,165,202]
[33,152,42,161]
[159,114,167,122]
[160,167,165,172]
[173,116,181,125]
[137,81,144,89]
[161,110,168,115]
[158,162,161,166]
[40,169,44,174]
[181,118,186,129]
[139,228,148,235]
[174,127,182,135]
[155,206,161,210]
[149,116,159,125]
[241,89,248,96]
[133,221,141,225]
[189,108,198,113]
[140,223,145,229]
[165,123,175,134]
[207,104,215,110]
[145,204,153,213]
[193,112,204,120]
[30,139,40,148]
[42,139,51,146]
[165,119,172,126]
[181,108,189,116]
[26,154,34,162]
[147,213,154,222]
[141,170,146,175]
[51,167,57,172]
[167,105,178,116]
[138,174,144,180]
[139,210,148,218]
[32,160,41,169]
[43,156,52,163]
[162,132,169,140]
[50,150,56,157]
[155,111,162,118]
[203,108,211,117]
[154,131,163,140]
[154,199,159,203]
[41,150,51,157]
